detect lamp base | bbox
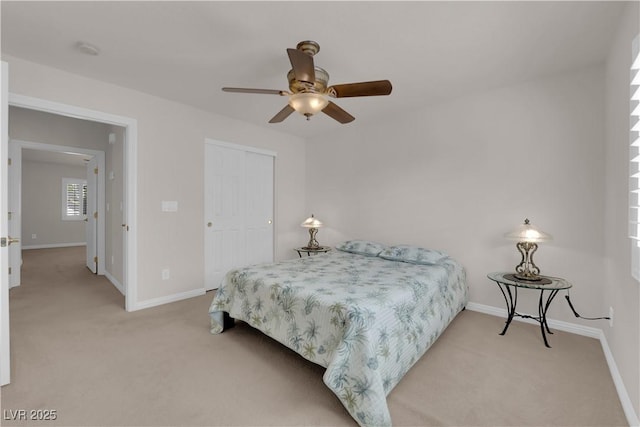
[304,227,319,250]
[514,241,544,281]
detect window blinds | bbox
[62,178,87,220]
[630,35,640,280]
[65,182,84,216]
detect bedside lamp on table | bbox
[504,218,552,281]
[301,214,323,249]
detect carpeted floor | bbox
[0,247,628,426]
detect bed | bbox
[209,240,468,427]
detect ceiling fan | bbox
[222,40,392,124]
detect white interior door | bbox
[245,152,274,265]
[1,61,12,385]
[8,142,21,288]
[204,144,246,290]
[86,157,98,273]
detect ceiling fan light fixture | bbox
[289,92,328,119]
[222,40,392,124]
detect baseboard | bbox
[132,288,205,311]
[466,302,600,338]
[104,271,124,296]
[467,302,639,426]
[599,331,640,427]
[22,243,86,250]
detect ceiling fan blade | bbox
[322,101,355,124]
[287,48,315,83]
[269,104,295,123]
[222,87,287,96]
[327,80,392,98]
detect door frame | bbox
[7,142,20,287]
[9,140,106,278]
[85,156,99,274]
[1,61,10,386]
[8,94,138,311]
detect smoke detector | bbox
[76,41,100,56]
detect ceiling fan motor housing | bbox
[296,40,320,56]
[287,67,329,94]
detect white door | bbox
[8,142,21,288]
[204,142,275,291]
[86,157,98,273]
[204,144,246,290]
[1,61,12,385]
[245,152,274,265]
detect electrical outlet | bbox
[609,306,614,328]
[161,269,170,280]
[31,234,36,239]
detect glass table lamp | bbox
[504,218,552,281]
[301,214,323,249]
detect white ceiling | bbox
[0,1,626,139]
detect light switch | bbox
[161,201,178,212]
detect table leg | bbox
[497,283,518,335]
[537,289,560,348]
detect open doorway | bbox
[6,100,136,310]
[1,92,138,387]
[9,143,106,286]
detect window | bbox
[629,35,640,280]
[62,178,87,221]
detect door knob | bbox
[7,236,19,245]
[207,222,213,227]
[267,219,272,224]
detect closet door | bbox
[204,142,274,291]
[204,144,246,291]
[245,151,274,266]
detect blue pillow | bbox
[379,245,449,265]
[335,240,387,257]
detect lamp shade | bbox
[504,218,552,243]
[289,92,329,117]
[301,214,323,228]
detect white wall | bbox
[2,55,307,304]
[604,1,640,417]
[21,160,86,247]
[307,65,606,326]
[9,106,111,151]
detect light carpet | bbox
[0,247,627,426]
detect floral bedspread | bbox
[209,250,467,427]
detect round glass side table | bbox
[487,272,572,348]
